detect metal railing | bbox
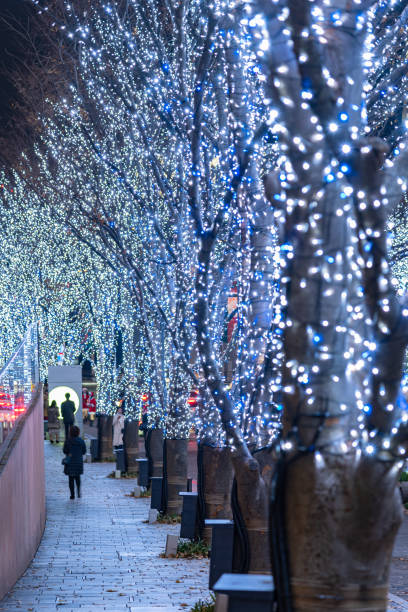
[0,325,39,445]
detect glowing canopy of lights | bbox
[0,0,406,458]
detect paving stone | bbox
[389,591,408,611]
[0,441,209,612]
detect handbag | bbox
[62,455,71,474]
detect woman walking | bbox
[112,406,125,450]
[48,399,60,444]
[63,425,86,499]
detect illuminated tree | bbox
[24,0,279,525]
[234,1,408,608]
[0,170,128,417]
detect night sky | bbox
[0,0,34,135]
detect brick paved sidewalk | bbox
[1,439,407,612]
[389,593,408,611]
[0,441,210,612]
[390,511,408,606]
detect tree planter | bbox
[98,414,113,461]
[199,445,234,545]
[232,448,274,574]
[124,420,139,474]
[147,428,164,477]
[282,453,402,612]
[164,438,188,515]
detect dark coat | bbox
[61,399,76,424]
[63,437,86,476]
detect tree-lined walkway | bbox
[1,438,407,611]
[0,441,209,612]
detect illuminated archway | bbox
[49,386,80,419]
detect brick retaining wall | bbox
[0,386,45,600]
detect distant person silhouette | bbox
[63,425,86,499]
[61,393,76,440]
[47,399,60,444]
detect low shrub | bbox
[176,539,210,559]
[157,513,181,524]
[190,594,215,611]
[107,471,138,479]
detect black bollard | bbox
[115,447,126,472]
[150,476,164,511]
[213,574,275,612]
[205,519,234,589]
[179,492,198,539]
[90,437,99,461]
[137,458,149,488]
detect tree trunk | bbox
[232,449,274,574]
[285,453,402,611]
[199,445,234,545]
[124,420,139,474]
[98,414,113,461]
[149,428,164,477]
[165,438,188,515]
